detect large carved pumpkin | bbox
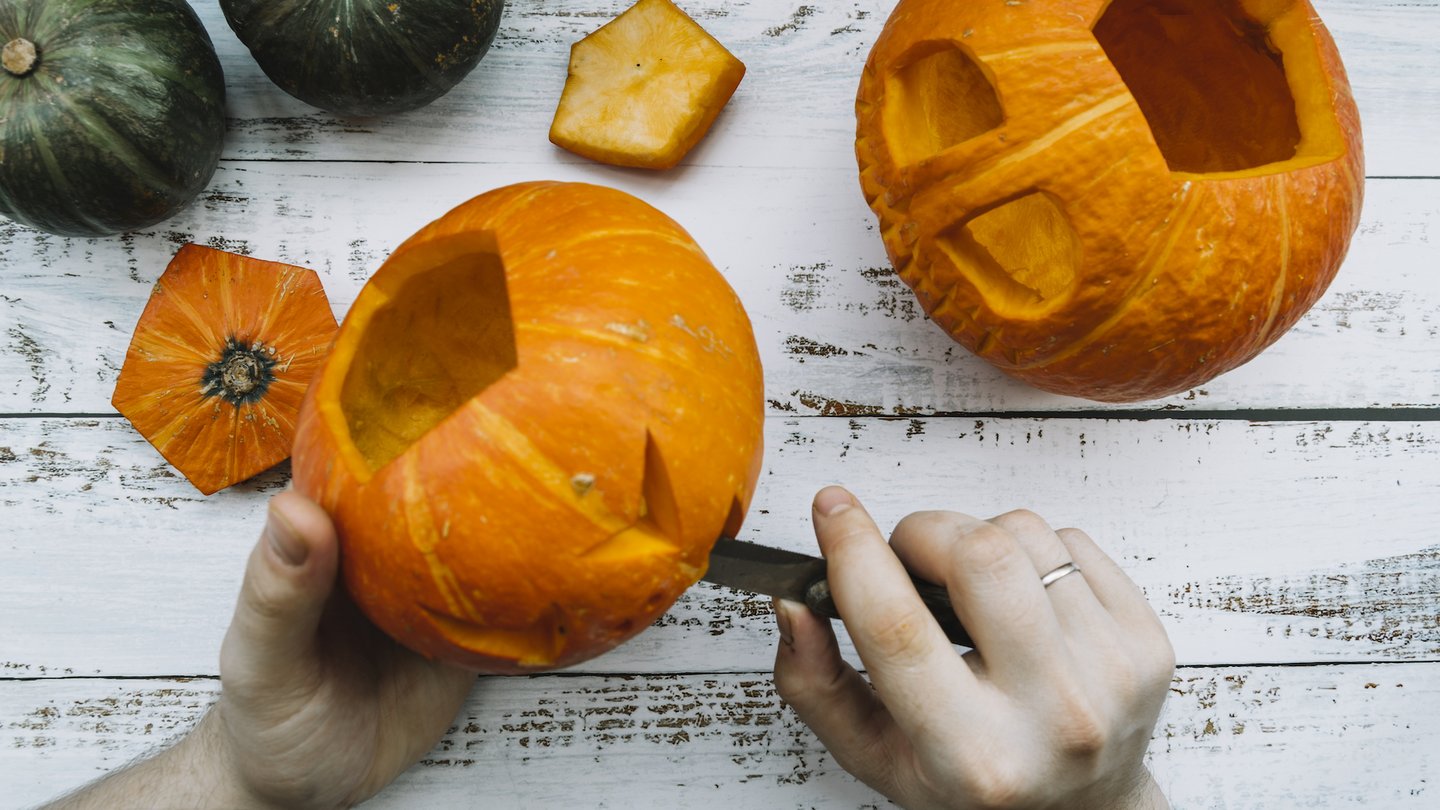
[856,0,1364,401]
[291,182,765,672]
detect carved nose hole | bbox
[936,192,1081,318]
[1094,0,1301,173]
[883,41,1004,167]
[341,249,518,473]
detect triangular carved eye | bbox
[1094,0,1301,174]
[882,41,1003,167]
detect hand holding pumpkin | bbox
[773,487,1174,810]
[208,491,477,808]
[44,491,476,809]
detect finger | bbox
[771,598,909,797]
[1056,529,1176,694]
[1055,528,1168,641]
[990,510,1114,636]
[889,510,1069,685]
[811,487,978,735]
[221,491,340,690]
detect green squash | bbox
[221,0,506,117]
[0,0,226,238]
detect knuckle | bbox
[1055,526,1094,550]
[964,763,1034,810]
[774,657,849,710]
[241,570,292,624]
[862,603,936,664]
[995,508,1053,538]
[1056,705,1109,760]
[952,523,1018,572]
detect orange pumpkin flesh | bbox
[112,245,338,495]
[856,0,1364,402]
[549,0,745,170]
[291,182,765,673]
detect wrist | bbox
[1107,768,1169,810]
[174,706,279,809]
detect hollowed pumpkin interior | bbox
[1094,0,1326,174]
[883,41,1003,167]
[936,192,1081,318]
[341,250,518,473]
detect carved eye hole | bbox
[882,41,1004,167]
[936,192,1081,318]
[1094,0,1302,174]
[341,248,519,473]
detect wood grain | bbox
[2,2,1437,806]
[2,416,1435,678]
[186,0,1440,177]
[1,168,1435,414]
[2,665,1434,808]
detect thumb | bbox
[221,491,340,688]
[772,596,906,798]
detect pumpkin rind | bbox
[220,0,505,117]
[291,181,766,673]
[112,245,339,495]
[855,0,1365,402]
[0,0,226,237]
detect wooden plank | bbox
[2,416,1436,677]
[2,664,1435,808]
[1,166,1435,414]
[187,0,1439,177]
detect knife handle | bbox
[803,577,974,648]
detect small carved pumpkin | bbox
[291,182,765,673]
[856,0,1364,401]
[113,245,338,494]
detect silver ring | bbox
[1039,562,1081,588]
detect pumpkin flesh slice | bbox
[549,0,745,169]
[112,245,338,494]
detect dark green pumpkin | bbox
[0,0,226,238]
[221,0,505,117]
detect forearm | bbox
[42,708,261,810]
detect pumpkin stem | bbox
[2,38,38,77]
[202,338,278,406]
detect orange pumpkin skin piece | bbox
[291,182,765,673]
[856,0,1365,402]
[112,245,338,494]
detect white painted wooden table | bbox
[3,1,1438,807]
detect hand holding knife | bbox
[704,535,974,648]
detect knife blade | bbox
[704,536,973,648]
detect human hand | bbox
[772,487,1174,810]
[201,490,478,808]
[48,491,476,810]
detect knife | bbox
[704,536,974,648]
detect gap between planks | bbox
[4,660,1440,684]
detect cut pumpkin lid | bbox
[549,0,745,170]
[112,245,339,495]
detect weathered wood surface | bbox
[189,0,1440,177]
[3,0,1438,806]
[2,169,1436,414]
[3,415,1436,678]
[3,666,1435,808]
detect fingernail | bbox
[813,486,854,517]
[773,598,797,647]
[265,502,308,567]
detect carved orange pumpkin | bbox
[291,182,765,673]
[856,0,1364,401]
[113,245,338,494]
